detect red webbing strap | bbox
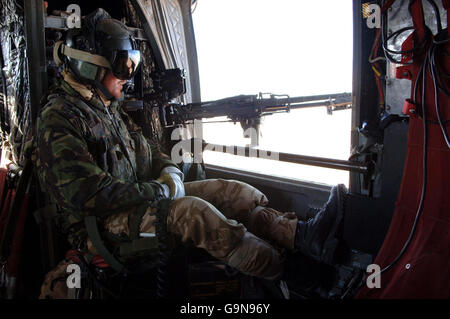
[395,1,429,81]
[0,168,7,205]
[5,195,28,277]
[409,0,426,34]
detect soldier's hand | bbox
[157,166,185,199]
[157,173,177,197]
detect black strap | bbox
[33,203,60,272]
[128,203,148,240]
[119,237,159,258]
[85,196,173,275]
[84,215,129,274]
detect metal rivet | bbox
[405,263,411,269]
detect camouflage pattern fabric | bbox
[39,258,73,299]
[249,207,298,250]
[35,79,178,246]
[103,179,289,268]
[184,179,269,228]
[103,179,270,258]
[166,196,247,260]
[102,185,281,278]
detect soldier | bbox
[36,9,347,295]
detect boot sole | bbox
[320,184,347,265]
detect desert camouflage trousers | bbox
[103,179,274,259]
[101,179,290,280]
[40,179,290,298]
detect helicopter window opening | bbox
[192,0,353,187]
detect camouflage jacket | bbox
[36,80,177,246]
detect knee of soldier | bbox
[212,180,269,220]
[167,196,246,256]
[226,180,268,205]
[185,179,267,202]
[167,196,244,236]
[167,196,221,228]
[210,179,269,206]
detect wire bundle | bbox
[368,0,398,110]
[378,0,449,275]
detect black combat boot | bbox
[294,184,347,265]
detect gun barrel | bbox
[203,142,369,174]
[264,100,351,113]
[268,92,352,105]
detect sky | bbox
[192,0,354,186]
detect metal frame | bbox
[24,0,48,125]
[350,0,380,194]
[203,142,370,174]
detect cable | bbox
[369,0,399,111]
[381,1,433,65]
[424,0,443,34]
[380,55,429,275]
[382,26,432,64]
[369,26,386,110]
[429,37,450,148]
[432,31,450,98]
[380,4,450,271]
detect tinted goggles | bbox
[111,50,142,80]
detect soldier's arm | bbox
[150,143,179,178]
[37,107,161,218]
[118,107,180,178]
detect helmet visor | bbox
[111,50,141,80]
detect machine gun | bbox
[123,66,352,138]
[154,92,352,145]
[158,92,352,129]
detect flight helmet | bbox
[54,9,141,99]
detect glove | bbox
[156,166,185,199]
